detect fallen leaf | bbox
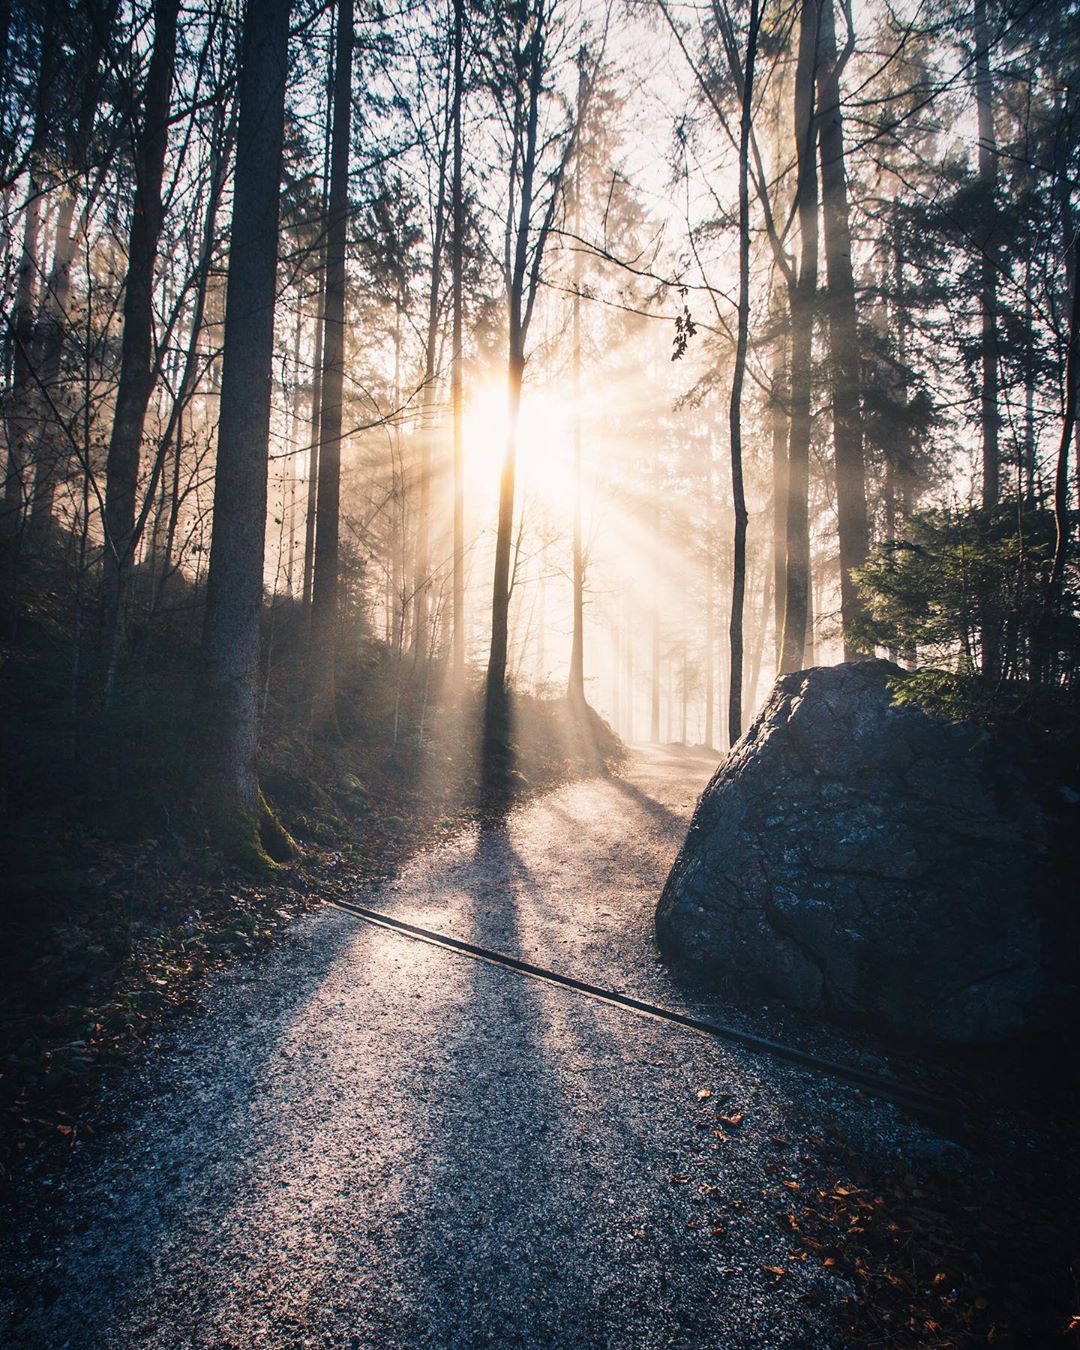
[763,1265,786,1279]
[718,1113,744,1128]
[696,1089,712,1101]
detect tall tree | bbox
[973,0,999,510]
[778,0,820,674]
[196,0,293,864]
[309,0,354,729]
[102,0,181,691]
[482,0,587,775]
[410,8,453,665]
[816,0,869,659]
[450,0,466,689]
[715,0,762,742]
[567,106,585,705]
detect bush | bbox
[854,499,1080,767]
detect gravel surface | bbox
[2,747,948,1349]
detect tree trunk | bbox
[301,66,333,619]
[102,0,180,693]
[450,0,465,689]
[974,0,999,510]
[704,438,715,747]
[816,0,869,659]
[484,343,522,757]
[726,0,760,745]
[1049,232,1079,602]
[196,0,293,867]
[309,0,353,731]
[301,267,325,613]
[568,144,585,705]
[779,0,819,674]
[483,0,547,780]
[412,48,452,665]
[624,584,634,741]
[651,466,661,741]
[770,289,788,667]
[747,553,772,717]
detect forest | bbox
[1,0,1078,1345]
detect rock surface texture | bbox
[656,661,1057,1045]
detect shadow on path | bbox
[608,772,690,834]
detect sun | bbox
[462,377,577,512]
[462,380,512,491]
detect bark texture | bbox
[197,0,293,864]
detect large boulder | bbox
[656,660,1072,1046]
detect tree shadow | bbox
[607,771,687,833]
[386,826,634,1344]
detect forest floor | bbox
[1,746,1076,1348]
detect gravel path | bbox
[2,747,941,1349]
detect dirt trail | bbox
[2,747,936,1349]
